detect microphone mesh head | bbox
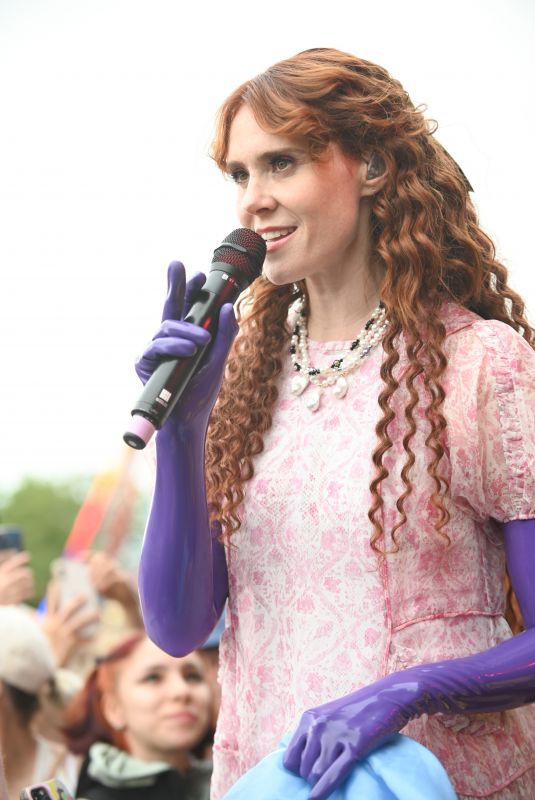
[212,228,266,288]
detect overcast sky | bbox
[1,0,534,491]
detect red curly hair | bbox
[205,49,533,624]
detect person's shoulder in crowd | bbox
[76,742,211,800]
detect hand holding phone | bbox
[50,557,100,640]
[20,778,74,800]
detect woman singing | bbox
[135,48,535,799]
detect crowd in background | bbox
[0,541,221,799]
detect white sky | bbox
[0,0,534,491]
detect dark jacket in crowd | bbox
[76,742,212,800]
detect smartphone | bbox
[51,556,99,637]
[0,524,24,564]
[20,778,74,800]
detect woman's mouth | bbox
[163,711,198,724]
[259,227,296,251]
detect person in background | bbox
[63,632,213,800]
[134,47,535,800]
[0,605,80,798]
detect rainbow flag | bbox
[63,448,135,557]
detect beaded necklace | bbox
[289,298,388,411]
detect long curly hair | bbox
[205,48,533,579]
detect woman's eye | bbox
[184,670,204,683]
[142,672,161,683]
[272,156,293,172]
[229,169,248,185]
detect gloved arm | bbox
[504,518,535,629]
[137,262,237,656]
[284,518,535,800]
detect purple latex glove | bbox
[137,261,237,656]
[284,518,535,800]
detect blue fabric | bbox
[222,733,457,800]
[202,609,226,649]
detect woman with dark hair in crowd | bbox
[135,48,535,799]
[63,632,213,800]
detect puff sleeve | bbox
[445,319,535,523]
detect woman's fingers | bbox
[161,261,186,322]
[157,319,212,345]
[148,329,210,360]
[160,263,206,323]
[135,321,212,382]
[300,731,323,778]
[189,304,238,394]
[207,303,238,364]
[183,271,207,318]
[308,749,354,800]
[283,729,307,773]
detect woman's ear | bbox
[101,691,126,732]
[361,153,387,196]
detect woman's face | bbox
[103,637,212,765]
[226,105,372,288]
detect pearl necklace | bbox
[289,298,388,412]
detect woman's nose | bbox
[240,175,277,218]
[167,673,193,700]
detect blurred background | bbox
[0,0,533,586]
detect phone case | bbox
[20,778,74,799]
[51,556,100,637]
[0,525,24,564]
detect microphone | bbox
[123,228,266,450]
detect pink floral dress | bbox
[211,303,535,800]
